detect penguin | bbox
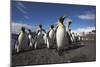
[28,29,35,48]
[55,16,69,56]
[65,18,72,44]
[34,24,46,49]
[43,32,47,45]
[47,25,55,49]
[16,27,29,53]
[74,33,79,42]
[68,29,73,44]
[71,32,76,43]
[77,34,81,42]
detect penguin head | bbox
[59,16,66,24]
[39,24,42,28]
[69,20,72,26]
[69,29,71,32]
[21,27,25,32]
[72,32,74,34]
[50,25,54,29]
[28,29,31,33]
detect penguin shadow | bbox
[35,43,47,49]
[63,42,85,53]
[12,47,35,55]
[12,43,47,55]
[54,42,84,54]
[47,44,57,49]
[68,54,88,62]
[56,42,85,56]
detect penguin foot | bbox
[55,48,58,52]
[58,50,63,56]
[58,52,63,56]
[16,48,19,53]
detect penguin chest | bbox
[18,33,28,46]
[49,30,54,39]
[37,31,44,44]
[28,34,33,43]
[37,31,42,37]
[37,31,44,38]
[72,34,75,40]
[28,34,34,46]
[28,34,32,40]
[56,27,66,47]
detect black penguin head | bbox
[59,16,66,23]
[28,29,31,33]
[50,25,54,29]
[72,32,74,34]
[39,24,42,28]
[69,29,71,31]
[69,20,72,26]
[21,27,25,32]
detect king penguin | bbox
[65,18,72,44]
[16,27,28,53]
[47,25,55,49]
[28,29,35,48]
[71,32,76,43]
[68,29,73,44]
[56,16,69,56]
[34,24,46,49]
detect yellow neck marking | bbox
[58,23,65,29]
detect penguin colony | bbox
[14,16,81,55]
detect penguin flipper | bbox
[55,26,58,34]
[14,37,19,53]
[28,37,30,47]
[47,30,50,37]
[42,29,46,33]
[14,40,18,49]
[14,33,20,49]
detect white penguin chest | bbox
[18,32,28,45]
[49,30,54,38]
[72,34,75,38]
[28,34,32,39]
[56,27,66,46]
[57,27,65,37]
[37,31,41,36]
[37,31,44,37]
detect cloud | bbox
[15,2,30,20]
[24,15,29,19]
[11,22,35,34]
[73,27,95,34]
[15,2,27,14]
[17,2,26,9]
[78,11,96,20]
[16,5,27,14]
